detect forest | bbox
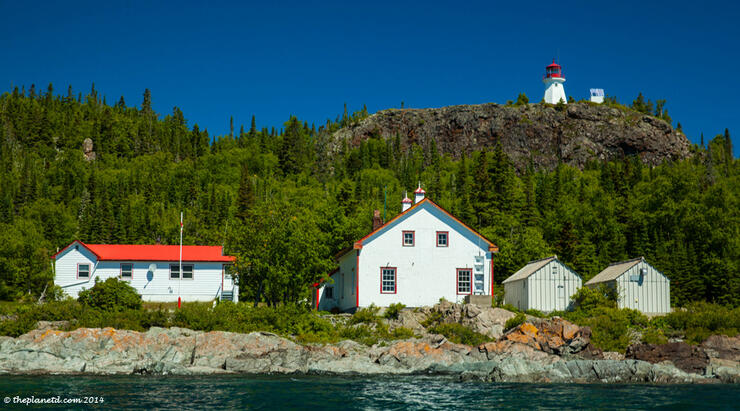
[0,84,737,306]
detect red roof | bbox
[546,59,561,69]
[53,241,235,262]
[414,187,426,194]
[402,197,413,203]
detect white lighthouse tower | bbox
[543,60,567,104]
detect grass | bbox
[0,300,419,346]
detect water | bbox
[1,375,738,410]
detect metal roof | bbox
[502,256,557,284]
[53,241,235,263]
[585,257,643,285]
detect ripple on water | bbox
[0,375,738,410]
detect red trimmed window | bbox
[120,263,133,280]
[170,264,194,279]
[77,263,90,279]
[402,231,415,247]
[381,267,397,294]
[437,231,449,247]
[457,268,472,295]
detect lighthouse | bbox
[543,60,567,104]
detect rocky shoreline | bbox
[1,316,737,383]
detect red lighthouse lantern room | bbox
[545,60,563,79]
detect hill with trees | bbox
[0,85,737,307]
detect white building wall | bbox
[55,245,228,302]
[544,79,567,104]
[318,251,357,311]
[527,261,582,312]
[504,281,527,310]
[357,203,492,308]
[615,261,670,314]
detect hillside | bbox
[0,88,736,307]
[331,102,691,170]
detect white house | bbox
[502,256,582,312]
[585,257,670,314]
[315,187,498,312]
[52,241,238,302]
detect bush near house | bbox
[78,278,142,311]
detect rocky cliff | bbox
[1,305,737,383]
[331,103,692,170]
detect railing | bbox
[543,73,564,79]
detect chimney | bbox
[414,182,426,204]
[372,209,383,231]
[401,191,412,212]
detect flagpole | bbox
[178,212,183,309]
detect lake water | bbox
[1,375,738,410]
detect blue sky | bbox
[1,1,738,155]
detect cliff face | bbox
[331,103,692,170]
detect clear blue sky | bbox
[1,1,738,156]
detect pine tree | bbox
[472,151,492,227]
[235,164,256,222]
[725,128,733,162]
[141,89,152,113]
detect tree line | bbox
[0,85,737,306]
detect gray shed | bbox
[502,256,582,312]
[585,257,670,314]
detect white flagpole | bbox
[179,211,183,308]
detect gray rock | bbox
[0,326,725,384]
[331,102,691,172]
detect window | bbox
[436,231,449,247]
[170,264,194,279]
[381,267,396,294]
[551,265,558,275]
[325,286,333,299]
[457,268,472,295]
[120,263,133,280]
[402,231,415,247]
[77,263,90,279]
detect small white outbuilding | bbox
[585,257,670,314]
[503,256,582,312]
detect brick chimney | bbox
[372,209,383,231]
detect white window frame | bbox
[120,263,133,280]
[457,268,472,295]
[170,264,194,280]
[381,267,397,294]
[77,263,90,279]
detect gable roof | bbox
[585,257,643,285]
[336,198,497,259]
[52,241,235,263]
[502,256,556,284]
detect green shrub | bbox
[585,313,630,352]
[501,304,520,313]
[524,309,546,318]
[390,326,415,339]
[428,323,491,346]
[350,305,380,325]
[78,278,142,312]
[505,312,526,331]
[421,311,443,328]
[383,303,406,320]
[642,328,668,345]
[570,285,617,314]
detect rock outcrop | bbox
[0,322,735,383]
[331,102,691,171]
